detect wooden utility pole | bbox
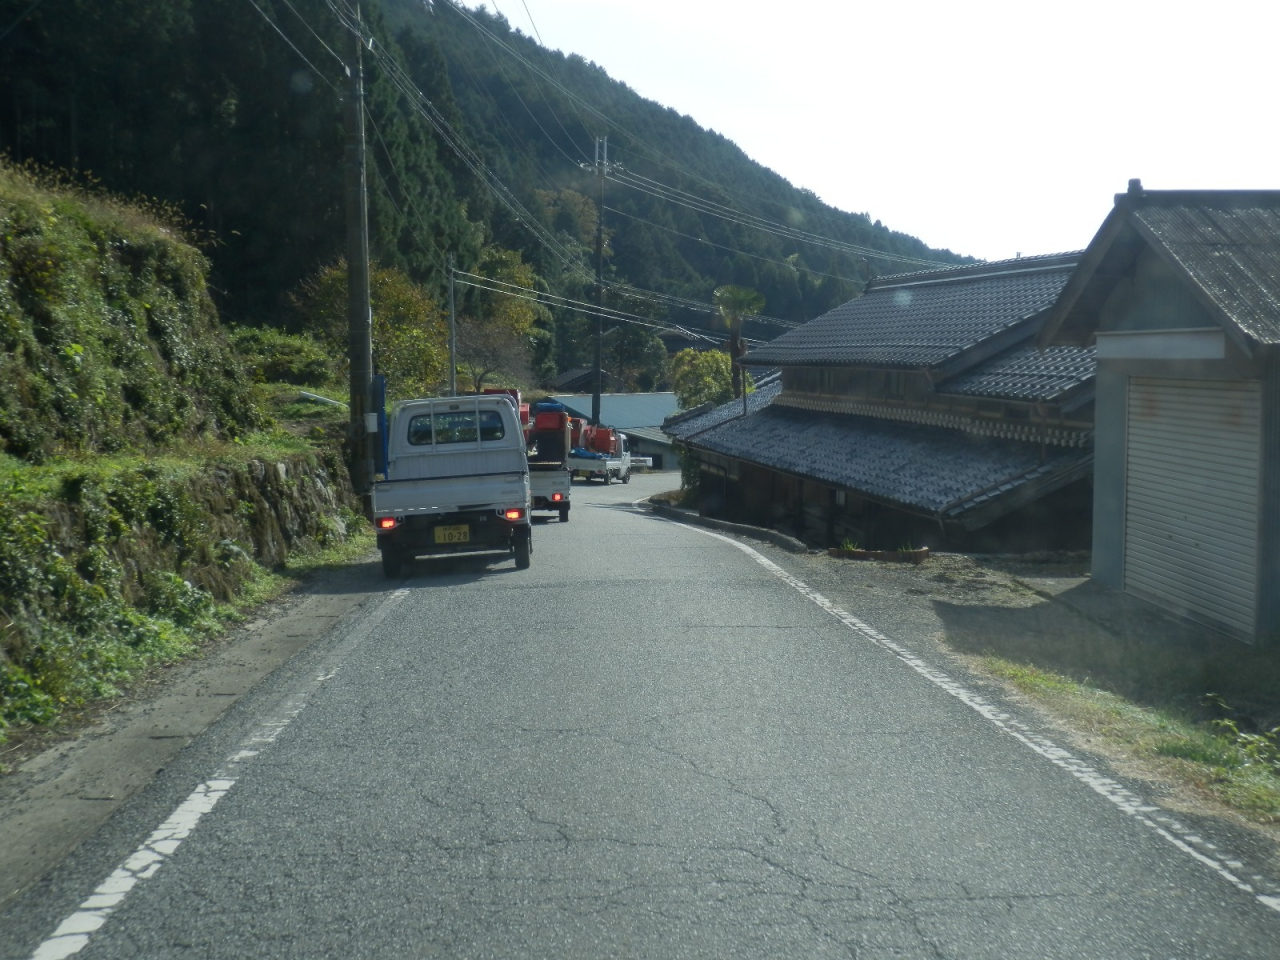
[581,137,619,425]
[344,3,374,498]
[448,254,457,396]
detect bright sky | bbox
[481,0,1280,263]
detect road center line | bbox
[674,519,1280,916]
[27,588,411,960]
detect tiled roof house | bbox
[664,253,1097,549]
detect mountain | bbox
[0,0,971,379]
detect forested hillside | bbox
[0,0,970,388]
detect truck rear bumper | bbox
[377,510,530,559]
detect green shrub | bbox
[231,326,335,387]
[0,160,266,463]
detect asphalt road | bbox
[4,472,1280,959]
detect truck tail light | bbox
[376,517,397,530]
[504,508,525,520]
[552,493,563,502]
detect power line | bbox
[602,204,862,288]
[0,0,45,46]
[483,1,592,163]
[455,275,719,342]
[449,0,954,269]
[612,169,946,268]
[342,9,797,339]
[242,0,339,91]
[276,0,346,67]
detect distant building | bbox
[544,368,626,393]
[548,393,682,469]
[666,254,1096,551]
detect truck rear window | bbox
[407,409,506,445]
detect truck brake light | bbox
[376,517,397,530]
[504,508,525,520]
[552,493,563,502]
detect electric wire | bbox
[437,17,585,201]
[450,0,954,268]
[276,0,346,67]
[455,275,726,343]
[0,0,45,46]
[331,4,796,338]
[243,0,339,92]
[612,170,944,268]
[481,0,591,163]
[490,0,593,161]
[602,203,862,288]
[456,271,769,346]
[372,38,794,334]
[467,8,582,167]
[613,168,947,267]
[508,0,599,161]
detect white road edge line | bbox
[671,518,1280,917]
[27,588,412,960]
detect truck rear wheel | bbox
[622,469,631,484]
[559,507,570,522]
[381,549,403,579]
[514,536,531,569]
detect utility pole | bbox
[344,3,374,501]
[448,254,457,396]
[580,137,620,425]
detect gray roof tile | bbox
[663,381,783,441]
[1133,194,1280,344]
[744,253,1080,368]
[939,344,1096,401]
[689,405,1091,519]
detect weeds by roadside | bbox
[0,521,374,773]
[979,657,1280,823]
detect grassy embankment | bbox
[0,163,368,757]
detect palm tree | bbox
[713,285,766,399]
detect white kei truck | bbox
[566,435,632,484]
[371,395,532,577]
[529,464,571,522]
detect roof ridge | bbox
[871,251,1081,288]
[1119,188,1280,207]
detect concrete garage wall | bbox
[1091,369,1128,589]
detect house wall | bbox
[1091,369,1127,588]
[1099,247,1218,333]
[1260,355,1280,642]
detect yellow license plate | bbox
[434,524,470,544]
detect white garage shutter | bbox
[1125,378,1261,638]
